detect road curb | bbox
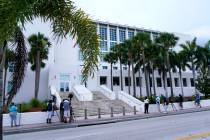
[4,107,210,135]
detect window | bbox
[100,41,108,51]
[8,62,15,72]
[119,29,126,42]
[100,52,108,62]
[167,78,171,87]
[128,30,134,39]
[113,66,118,70]
[174,78,179,87]
[152,32,159,40]
[100,76,107,85]
[7,81,13,93]
[183,78,187,87]
[136,77,142,87]
[110,42,117,49]
[60,74,70,92]
[156,78,162,87]
[123,67,127,70]
[125,77,131,86]
[190,78,195,87]
[113,77,120,86]
[102,66,108,69]
[99,26,107,40]
[110,28,117,41]
[79,51,84,61]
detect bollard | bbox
[84,109,87,119]
[98,108,101,119]
[111,107,114,117]
[123,106,125,116]
[134,106,136,115]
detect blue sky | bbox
[73,0,210,44]
[25,0,210,45]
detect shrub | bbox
[20,103,31,112]
[30,98,42,108]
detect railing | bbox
[117,91,144,112]
[71,106,137,120]
[72,85,93,101]
[99,85,116,100]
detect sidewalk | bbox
[4,106,210,135]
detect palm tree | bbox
[104,52,117,91]
[171,51,188,96]
[0,1,99,138]
[0,0,99,107]
[28,32,51,99]
[156,32,179,98]
[133,32,151,97]
[180,38,198,94]
[112,43,126,91]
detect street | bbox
[5,110,210,140]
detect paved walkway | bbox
[4,106,210,135]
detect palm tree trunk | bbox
[166,52,174,97]
[128,63,131,95]
[110,63,113,91]
[151,63,156,96]
[131,60,136,97]
[163,69,168,98]
[120,60,123,91]
[138,68,142,98]
[179,67,184,96]
[142,51,150,97]
[191,60,196,94]
[3,67,7,106]
[34,51,41,99]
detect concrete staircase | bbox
[60,91,133,117]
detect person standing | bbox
[144,97,149,114]
[63,99,71,123]
[195,93,201,108]
[162,95,168,113]
[156,95,161,112]
[46,100,53,124]
[9,102,18,127]
[169,96,177,111]
[179,94,183,110]
[60,100,64,122]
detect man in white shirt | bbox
[144,97,149,114]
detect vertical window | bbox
[99,26,107,40]
[100,41,108,51]
[183,78,187,87]
[190,78,195,87]
[152,32,159,40]
[128,30,134,39]
[113,77,120,86]
[100,76,107,85]
[123,67,127,70]
[167,78,171,87]
[174,78,179,87]
[110,28,117,41]
[125,77,131,86]
[156,78,162,87]
[60,74,70,92]
[136,77,142,87]
[119,28,126,42]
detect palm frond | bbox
[7,27,27,106]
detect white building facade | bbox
[6,20,195,103]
